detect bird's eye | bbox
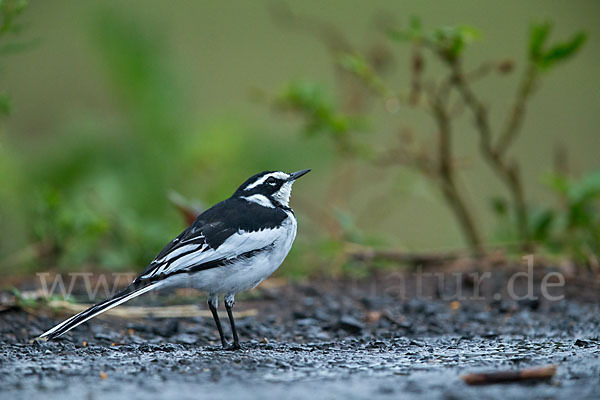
[266,177,277,185]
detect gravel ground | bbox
[1,268,599,399]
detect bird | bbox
[38,169,311,349]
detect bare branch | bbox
[430,89,484,251]
[495,63,538,156]
[445,58,530,248]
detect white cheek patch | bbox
[244,172,289,191]
[242,194,275,208]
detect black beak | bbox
[288,169,311,181]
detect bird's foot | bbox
[224,342,242,351]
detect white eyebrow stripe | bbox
[242,194,275,208]
[244,172,289,190]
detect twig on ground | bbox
[31,300,258,319]
[461,365,557,385]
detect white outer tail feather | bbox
[38,282,162,340]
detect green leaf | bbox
[337,52,388,96]
[529,22,587,70]
[387,17,480,58]
[429,25,481,58]
[276,80,363,142]
[529,208,555,241]
[338,53,369,77]
[540,32,587,69]
[0,0,28,35]
[529,22,552,60]
[568,169,600,204]
[387,15,423,43]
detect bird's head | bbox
[234,169,311,208]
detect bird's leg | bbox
[224,294,241,350]
[207,294,228,348]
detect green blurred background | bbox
[0,0,598,278]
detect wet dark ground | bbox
[1,268,600,399]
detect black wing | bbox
[136,197,288,281]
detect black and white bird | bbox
[38,169,310,349]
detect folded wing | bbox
[138,225,282,281]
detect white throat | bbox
[272,181,293,207]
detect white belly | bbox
[175,212,297,295]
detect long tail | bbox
[38,281,161,341]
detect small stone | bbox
[365,311,382,323]
[337,316,364,334]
